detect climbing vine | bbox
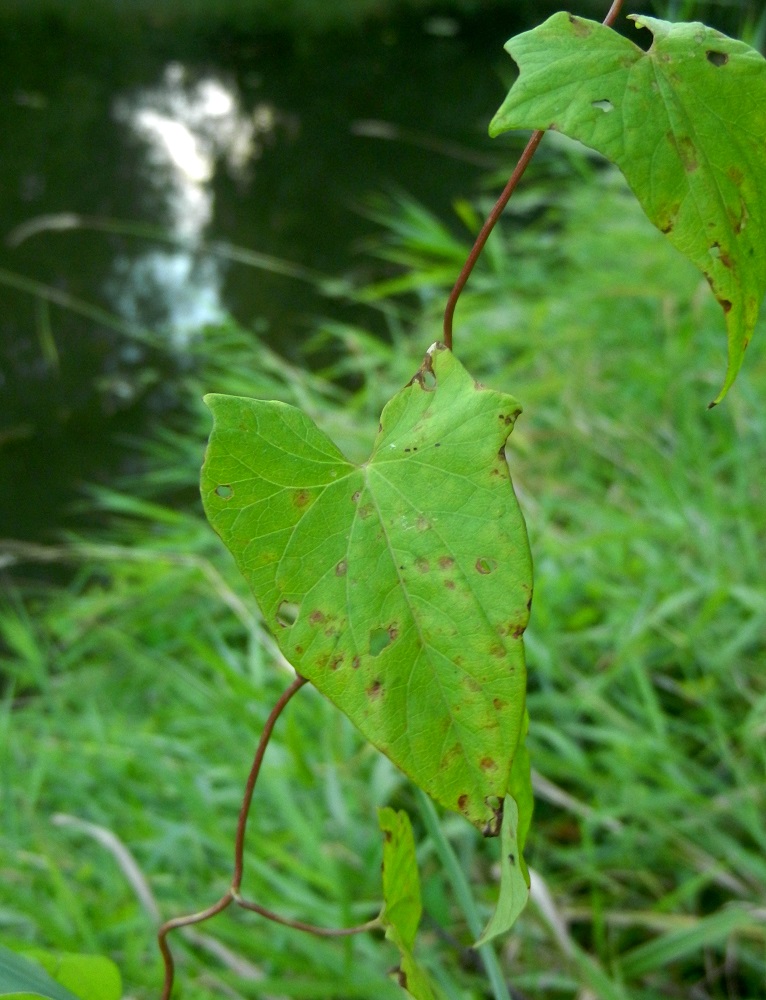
[151,3,766,999]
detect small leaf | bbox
[378,807,436,1000]
[202,345,532,831]
[0,946,80,1000]
[19,954,120,1000]
[491,13,766,403]
[474,794,530,947]
[507,709,533,886]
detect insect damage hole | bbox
[706,50,728,66]
[215,484,233,499]
[591,98,614,113]
[276,601,300,627]
[369,628,393,656]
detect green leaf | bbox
[474,794,530,947]
[491,12,766,403]
[378,807,436,1000]
[202,344,532,831]
[0,946,80,1000]
[507,708,532,886]
[18,955,120,1000]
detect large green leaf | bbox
[491,13,766,403]
[378,807,436,1000]
[202,345,532,830]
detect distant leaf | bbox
[0,946,79,1000]
[19,955,120,1000]
[378,807,435,1000]
[474,794,530,947]
[491,12,766,403]
[202,345,532,830]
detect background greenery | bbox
[2,2,765,999]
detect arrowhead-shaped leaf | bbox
[378,807,436,1000]
[491,12,766,403]
[201,345,532,830]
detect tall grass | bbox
[2,149,765,999]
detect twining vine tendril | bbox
[158,3,626,996]
[158,674,380,999]
[443,0,625,350]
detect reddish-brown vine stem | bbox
[443,0,626,349]
[158,674,379,1000]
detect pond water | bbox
[0,1,586,543]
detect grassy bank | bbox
[2,153,765,998]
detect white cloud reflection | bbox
[111,63,278,342]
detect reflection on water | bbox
[0,4,535,542]
[110,63,280,340]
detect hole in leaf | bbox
[475,557,497,574]
[215,484,233,499]
[369,628,392,656]
[706,49,728,66]
[423,368,437,390]
[276,601,299,627]
[591,98,614,113]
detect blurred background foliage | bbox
[1,1,765,999]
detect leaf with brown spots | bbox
[201,345,532,831]
[490,13,766,403]
[378,808,436,1000]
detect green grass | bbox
[2,149,765,999]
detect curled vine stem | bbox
[443,0,625,350]
[158,673,379,1000]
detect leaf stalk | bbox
[443,0,625,349]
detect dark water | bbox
[0,1,599,543]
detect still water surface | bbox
[0,4,558,541]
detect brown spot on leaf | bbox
[490,644,506,659]
[383,829,392,842]
[464,676,482,693]
[352,655,361,669]
[351,490,361,503]
[481,757,497,772]
[309,610,326,625]
[358,504,373,519]
[330,656,343,670]
[293,489,311,507]
[388,624,399,641]
[335,560,348,576]
[444,579,455,590]
[728,166,744,185]
[667,131,698,172]
[439,556,455,570]
[415,557,430,573]
[458,794,469,811]
[567,13,591,36]
[367,679,383,699]
[720,298,733,313]
[493,698,506,711]
[416,515,431,531]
